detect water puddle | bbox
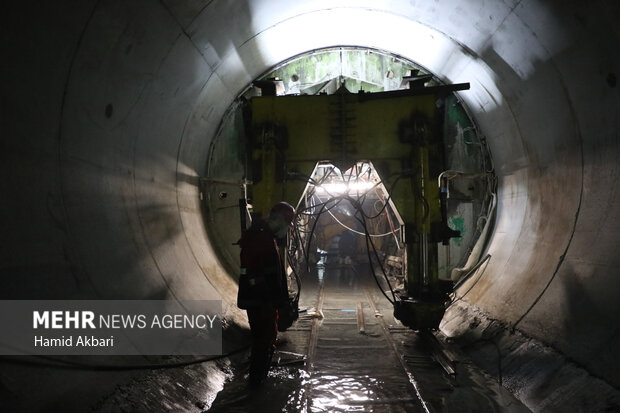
[208,275,530,412]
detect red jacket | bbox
[237,219,288,309]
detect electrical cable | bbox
[288,163,409,305]
[315,193,394,238]
[302,200,330,265]
[286,250,302,306]
[371,188,402,249]
[360,218,397,304]
[382,200,401,249]
[364,226,398,302]
[0,345,250,371]
[286,220,305,298]
[344,194,397,303]
[293,194,398,304]
[449,254,492,306]
[359,175,404,220]
[287,230,303,280]
[325,207,393,237]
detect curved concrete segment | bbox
[3,0,619,410]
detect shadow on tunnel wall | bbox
[2,0,256,303]
[443,3,620,398]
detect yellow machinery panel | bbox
[244,85,466,330]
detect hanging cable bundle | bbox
[286,163,405,305]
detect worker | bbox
[237,201,296,386]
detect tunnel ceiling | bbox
[257,47,427,95]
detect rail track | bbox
[300,281,460,412]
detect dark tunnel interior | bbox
[2,0,619,411]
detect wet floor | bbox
[208,267,531,412]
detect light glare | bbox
[315,181,374,195]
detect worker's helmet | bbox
[269,201,296,225]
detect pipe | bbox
[451,193,497,282]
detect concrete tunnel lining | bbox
[3,0,619,408]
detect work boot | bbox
[249,350,271,387]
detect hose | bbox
[450,192,496,282]
[0,344,250,371]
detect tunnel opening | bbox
[288,161,404,300]
[204,46,495,282]
[254,46,432,96]
[203,46,496,331]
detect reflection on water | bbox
[282,371,418,412]
[211,358,527,413]
[304,375,377,412]
[208,354,421,412]
[208,270,529,413]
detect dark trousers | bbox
[246,306,278,384]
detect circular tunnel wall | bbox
[4,0,619,403]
